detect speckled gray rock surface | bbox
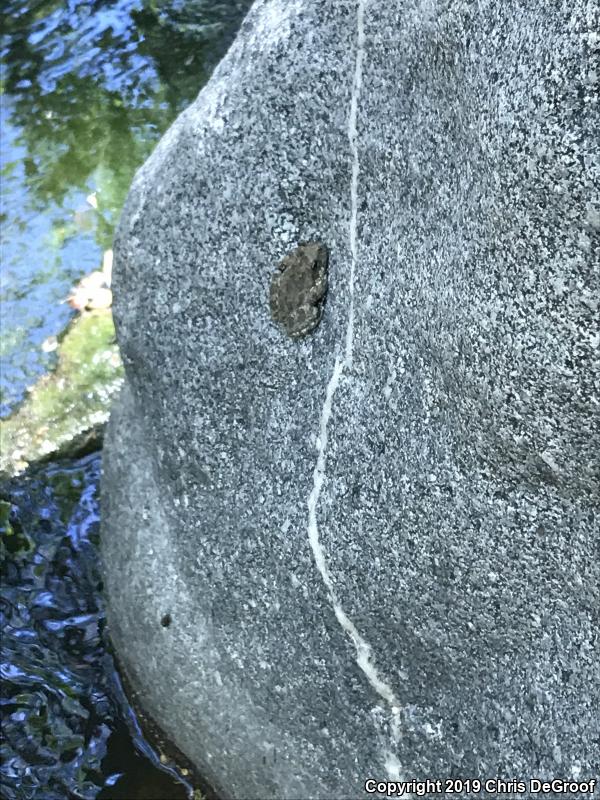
[102,1,600,798]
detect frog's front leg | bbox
[308,270,328,304]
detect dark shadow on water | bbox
[97,718,188,799]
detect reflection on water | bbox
[1,0,252,417]
[0,453,192,799]
[0,102,101,417]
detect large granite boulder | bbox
[101,0,599,797]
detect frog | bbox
[269,241,329,339]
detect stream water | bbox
[1,453,194,798]
[1,1,252,797]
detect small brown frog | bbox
[269,241,329,339]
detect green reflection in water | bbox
[1,0,252,416]
[2,0,252,250]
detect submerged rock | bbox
[0,310,123,479]
[102,1,599,798]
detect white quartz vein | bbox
[306,0,401,742]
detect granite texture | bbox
[102,1,600,798]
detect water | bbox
[0,453,194,799]
[0,100,101,417]
[1,0,252,418]
[1,1,253,795]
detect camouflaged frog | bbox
[269,241,328,339]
